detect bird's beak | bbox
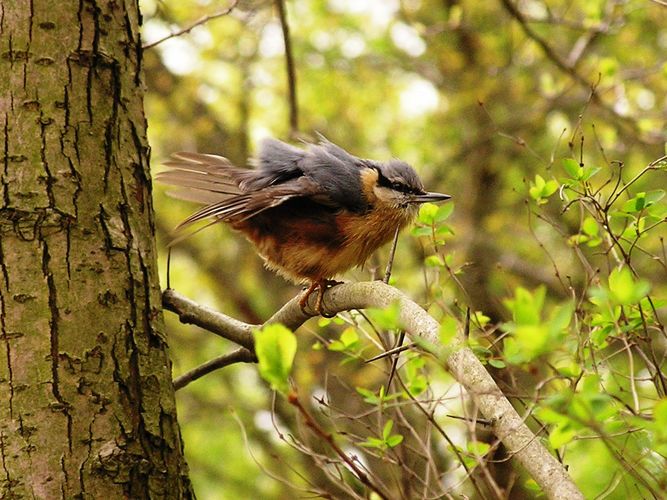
[410,192,452,204]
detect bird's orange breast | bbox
[232,196,415,283]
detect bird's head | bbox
[364,160,451,212]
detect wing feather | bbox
[174,176,324,229]
[158,143,341,245]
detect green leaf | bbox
[608,267,651,305]
[543,179,559,197]
[435,202,454,222]
[411,226,433,237]
[424,254,444,267]
[622,192,646,213]
[647,202,667,219]
[488,359,506,369]
[620,191,663,213]
[568,233,589,246]
[655,399,667,427]
[467,441,490,456]
[599,57,618,77]
[505,286,546,325]
[404,354,428,395]
[328,327,360,352]
[366,301,402,330]
[529,186,543,203]
[590,324,613,348]
[562,158,582,179]
[385,434,404,448]
[529,175,559,204]
[645,189,665,204]
[581,374,601,394]
[554,361,581,378]
[582,217,598,236]
[254,324,297,394]
[524,479,542,493]
[549,421,577,449]
[356,387,380,405]
[435,225,454,236]
[418,203,439,224]
[513,324,549,356]
[580,166,601,181]
[439,316,458,346]
[360,437,385,449]
[382,420,394,440]
[549,301,573,334]
[356,386,400,405]
[471,311,490,327]
[537,406,570,425]
[340,327,359,347]
[380,420,404,448]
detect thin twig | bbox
[499,0,663,144]
[162,288,257,349]
[143,0,239,50]
[163,283,584,499]
[386,331,405,388]
[383,225,401,284]
[166,247,172,290]
[288,392,392,500]
[274,0,299,137]
[383,225,404,386]
[174,348,257,390]
[364,341,416,363]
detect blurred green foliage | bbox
[142,0,667,498]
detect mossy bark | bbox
[0,0,193,497]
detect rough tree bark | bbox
[0,0,193,498]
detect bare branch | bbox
[383,225,400,284]
[498,0,664,144]
[143,0,239,50]
[288,393,393,500]
[162,282,583,499]
[174,347,257,390]
[162,288,257,350]
[274,0,299,137]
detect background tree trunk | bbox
[0,0,193,497]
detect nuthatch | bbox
[158,137,451,313]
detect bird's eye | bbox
[391,181,405,191]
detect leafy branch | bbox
[162,281,583,499]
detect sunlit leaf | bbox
[255,324,297,394]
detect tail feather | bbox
[157,148,324,245]
[157,170,240,194]
[164,188,232,205]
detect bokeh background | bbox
[140,0,666,498]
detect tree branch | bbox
[162,282,583,499]
[274,0,299,137]
[142,0,239,50]
[162,289,257,350]
[173,348,257,390]
[499,0,664,144]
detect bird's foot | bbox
[299,279,343,317]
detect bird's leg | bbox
[299,279,343,316]
[299,280,321,313]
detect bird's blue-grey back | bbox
[254,138,368,212]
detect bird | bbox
[157,137,451,314]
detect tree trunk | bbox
[0,0,193,498]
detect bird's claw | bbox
[299,279,342,317]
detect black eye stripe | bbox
[375,169,392,188]
[373,166,423,195]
